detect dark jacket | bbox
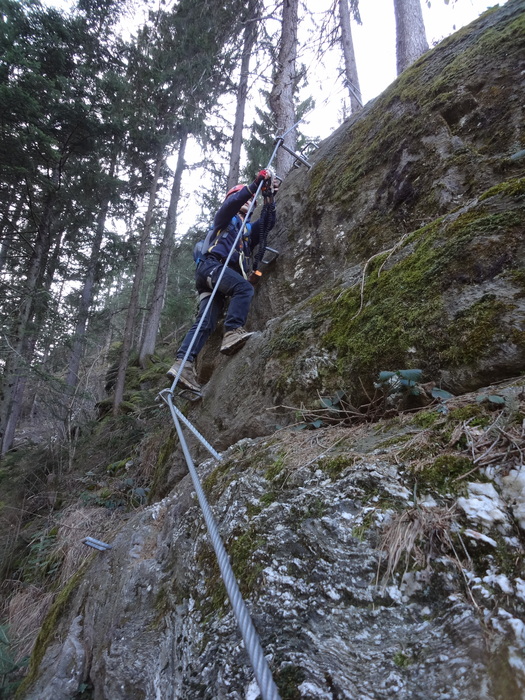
[205,185,276,275]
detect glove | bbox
[256,167,274,183]
[250,168,274,194]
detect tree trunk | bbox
[0,192,25,274]
[112,151,164,412]
[66,157,117,389]
[393,0,429,75]
[269,0,299,178]
[0,180,59,455]
[338,0,362,113]
[227,7,258,190]
[139,130,188,366]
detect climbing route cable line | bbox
[159,125,313,700]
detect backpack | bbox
[192,216,251,265]
[193,225,215,264]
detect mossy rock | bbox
[412,453,474,493]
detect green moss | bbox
[509,268,525,298]
[319,204,524,390]
[16,566,87,698]
[229,525,265,595]
[414,454,474,493]
[488,644,524,700]
[138,364,168,384]
[479,176,525,201]
[106,458,129,474]
[318,455,352,479]
[377,434,413,449]
[264,455,285,483]
[447,404,491,428]
[246,502,262,518]
[259,492,277,507]
[203,459,234,497]
[195,544,226,616]
[441,296,514,367]
[448,405,482,422]
[148,429,178,502]
[393,650,412,668]
[149,586,171,629]
[352,510,376,541]
[274,664,306,700]
[411,410,441,429]
[288,496,328,527]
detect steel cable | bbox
[166,391,281,700]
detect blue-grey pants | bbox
[177,258,254,362]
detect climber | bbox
[167,169,278,393]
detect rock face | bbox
[20,3,525,699]
[22,394,525,699]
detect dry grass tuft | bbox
[452,414,525,479]
[4,505,120,662]
[274,424,368,473]
[377,505,455,585]
[56,505,118,585]
[8,585,54,660]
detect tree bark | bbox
[269,0,299,177]
[393,0,429,75]
[113,151,164,412]
[227,6,258,190]
[338,0,362,113]
[66,166,115,389]
[139,130,188,366]
[0,178,59,455]
[0,191,25,274]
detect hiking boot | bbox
[220,327,254,355]
[167,359,201,393]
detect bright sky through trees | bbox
[175,0,508,233]
[300,0,509,139]
[40,0,510,230]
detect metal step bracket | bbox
[262,246,279,265]
[82,537,112,551]
[292,141,319,169]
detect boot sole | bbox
[167,372,201,393]
[220,334,252,355]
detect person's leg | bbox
[168,261,224,388]
[214,266,254,331]
[177,293,223,362]
[212,266,255,354]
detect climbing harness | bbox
[161,122,313,700]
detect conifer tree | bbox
[269,0,300,177]
[0,0,126,453]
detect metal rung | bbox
[82,537,112,551]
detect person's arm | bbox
[213,170,271,229]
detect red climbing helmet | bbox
[225,184,245,198]
[225,184,257,206]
